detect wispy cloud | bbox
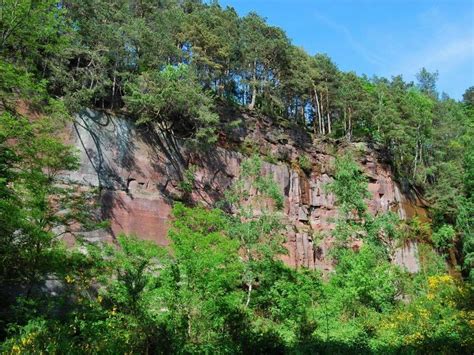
[313,11,387,68]
[409,37,473,71]
[390,27,474,85]
[313,4,474,96]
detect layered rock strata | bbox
[61,109,427,272]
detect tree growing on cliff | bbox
[463,86,474,107]
[239,12,290,111]
[224,155,286,308]
[180,3,240,94]
[124,64,219,147]
[327,153,369,223]
[416,67,439,98]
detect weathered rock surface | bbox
[61,109,427,272]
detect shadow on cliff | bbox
[73,109,145,241]
[74,109,141,189]
[137,119,237,208]
[190,147,237,208]
[137,122,185,181]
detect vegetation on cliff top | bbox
[0,0,473,353]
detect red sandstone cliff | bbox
[61,108,427,272]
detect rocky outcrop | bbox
[61,109,427,272]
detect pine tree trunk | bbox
[248,60,257,110]
[343,108,347,133]
[248,84,256,110]
[326,88,331,134]
[294,100,299,121]
[321,100,326,135]
[348,107,352,141]
[300,104,305,126]
[327,112,331,134]
[314,87,323,135]
[245,282,252,307]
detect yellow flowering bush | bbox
[371,273,474,352]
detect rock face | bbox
[62,109,427,272]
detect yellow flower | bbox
[418,308,429,319]
[405,331,424,344]
[428,274,453,290]
[65,275,74,284]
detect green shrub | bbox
[432,224,456,251]
[298,154,312,174]
[178,164,197,193]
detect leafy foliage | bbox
[327,153,369,221]
[298,154,312,175]
[432,224,456,251]
[1,0,473,353]
[124,64,219,146]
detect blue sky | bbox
[219,0,474,100]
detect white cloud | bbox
[311,3,473,97]
[395,36,474,77]
[313,11,387,67]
